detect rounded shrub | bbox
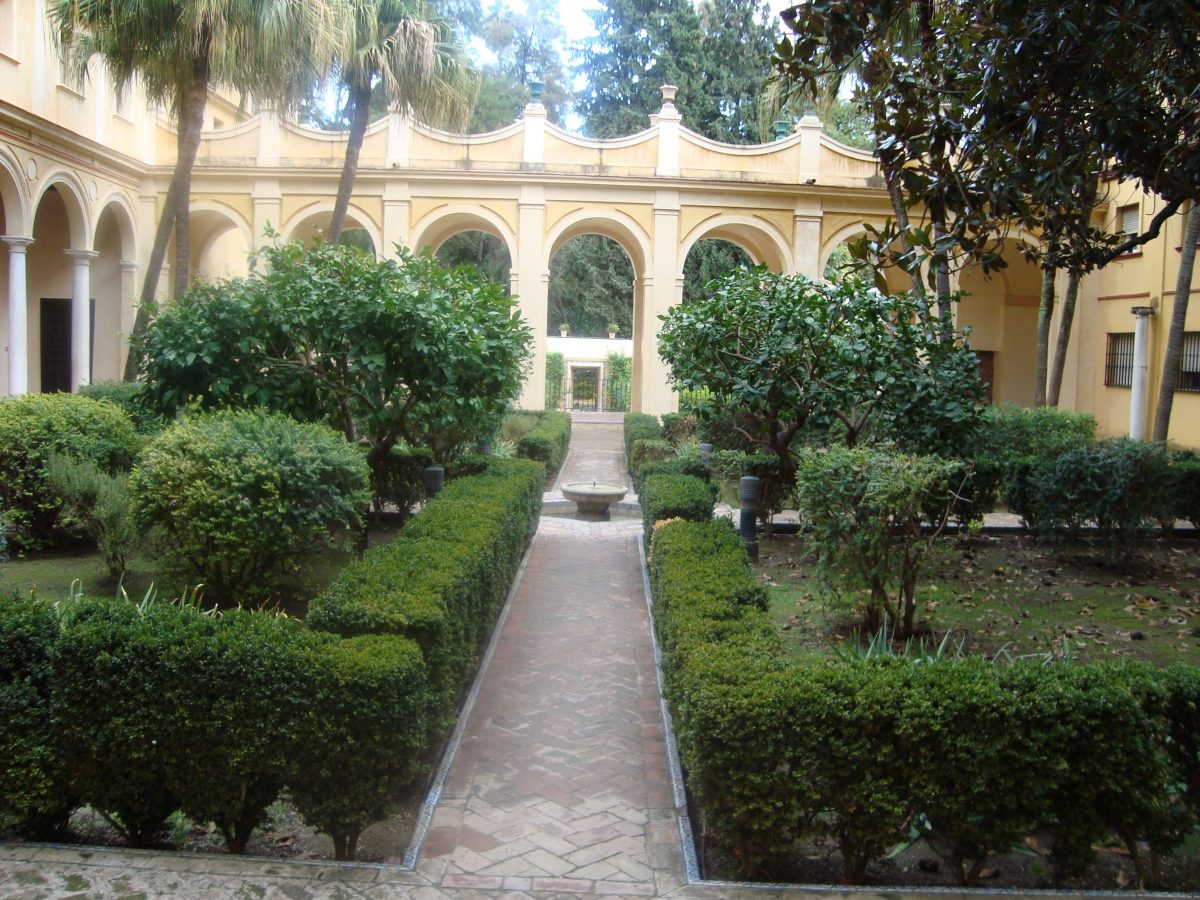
[79,380,166,435]
[129,409,371,605]
[0,393,141,550]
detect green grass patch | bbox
[758,533,1200,667]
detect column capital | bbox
[65,249,100,262]
[1131,305,1156,318]
[2,235,34,251]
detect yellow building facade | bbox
[2,0,1198,442]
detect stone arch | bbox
[819,222,872,277]
[677,214,791,274]
[410,205,517,263]
[32,169,90,250]
[545,209,650,277]
[91,196,138,381]
[0,147,30,236]
[188,203,254,281]
[282,202,381,255]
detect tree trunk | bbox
[1047,270,1081,406]
[123,43,212,380]
[931,215,953,337]
[883,166,926,298]
[327,82,373,245]
[1151,204,1200,441]
[1033,265,1057,406]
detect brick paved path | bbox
[414,514,682,896]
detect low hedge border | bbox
[640,474,716,537]
[648,518,1200,887]
[0,458,545,861]
[624,412,661,468]
[515,411,571,482]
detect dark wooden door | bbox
[40,298,72,393]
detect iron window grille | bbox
[1179,332,1200,392]
[1105,333,1134,388]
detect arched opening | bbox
[821,227,913,294]
[92,201,135,382]
[28,183,86,392]
[546,233,637,413]
[682,238,753,303]
[434,231,512,292]
[958,239,1042,406]
[285,209,378,256]
[189,209,253,282]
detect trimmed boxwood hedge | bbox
[0,393,142,550]
[623,412,661,467]
[308,457,545,727]
[0,458,545,860]
[514,411,571,480]
[649,518,1200,886]
[640,474,716,536]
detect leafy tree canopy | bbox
[657,268,985,475]
[137,241,532,472]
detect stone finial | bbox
[660,84,679,110]
[773,118,791,140]
[528,80,545,104]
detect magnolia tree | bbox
[138,242,532,490]
[656,269,985,485]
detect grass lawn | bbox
[758,531,1200,667]
[0,521,402,616]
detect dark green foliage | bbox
[605,352,631,412]
[137,242,532,472]
[623,413,661,467]
[1008,439,1173,561]
[44,454,138,580]
[0,394,141,551]
[308,459,544,728]
[682,239,754,304]
[695,407,758,452]
[372,446,434,523]
[1168,450,1200,527]
[130,410,372,606]
[633,455,712,498]
[707,450,795,526]
[794,446,963,636]
[659,413,696,447]
[545,352,565,409]
[640,474,715,534]
[548,235,634,337]
[0,596,76,839]
[630,439,675,483]
[649,517,1200,886]
[288,634,429,861]
[434,231,511,288]
[514,411,571,480]
[78,380,165,434]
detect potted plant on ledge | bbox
[607,322,619,339]
[559,321,570,337]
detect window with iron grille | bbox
[1105,333,1134,388]
[1179,332,1200,392]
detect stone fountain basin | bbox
[562,481,628,516]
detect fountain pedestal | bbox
[562,481,628,520]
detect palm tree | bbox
[325,0,476,244]
[49,0,348,379]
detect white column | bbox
[119,259,138,376]
[252,178,282,249]
[66,249,98,390]
[654,85,682,178]
[521,97,547,169]
[514,185,546,408]
[382,181,412,255]
[4,236,33,395]
[640,192,681,415]
[1129,305,1156,440]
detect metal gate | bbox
[547,371,631,412]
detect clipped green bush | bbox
[660,412,696,447]
[974,403,1097,464]
[288,634,429,861]
[130,409,371,605]
[44,454,138,580]
[0,393,141,550]
[1168,450,1200,528]
[630,438,675,482]
[79,380,165,434]
[640,474,716,534]
[623,412,661,465]
[514,410,571,479]
[309,458,544,728]
[649,517,1200,887]
[634,455,712,498]
[0,595,76,840]
[794,445,962,636]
